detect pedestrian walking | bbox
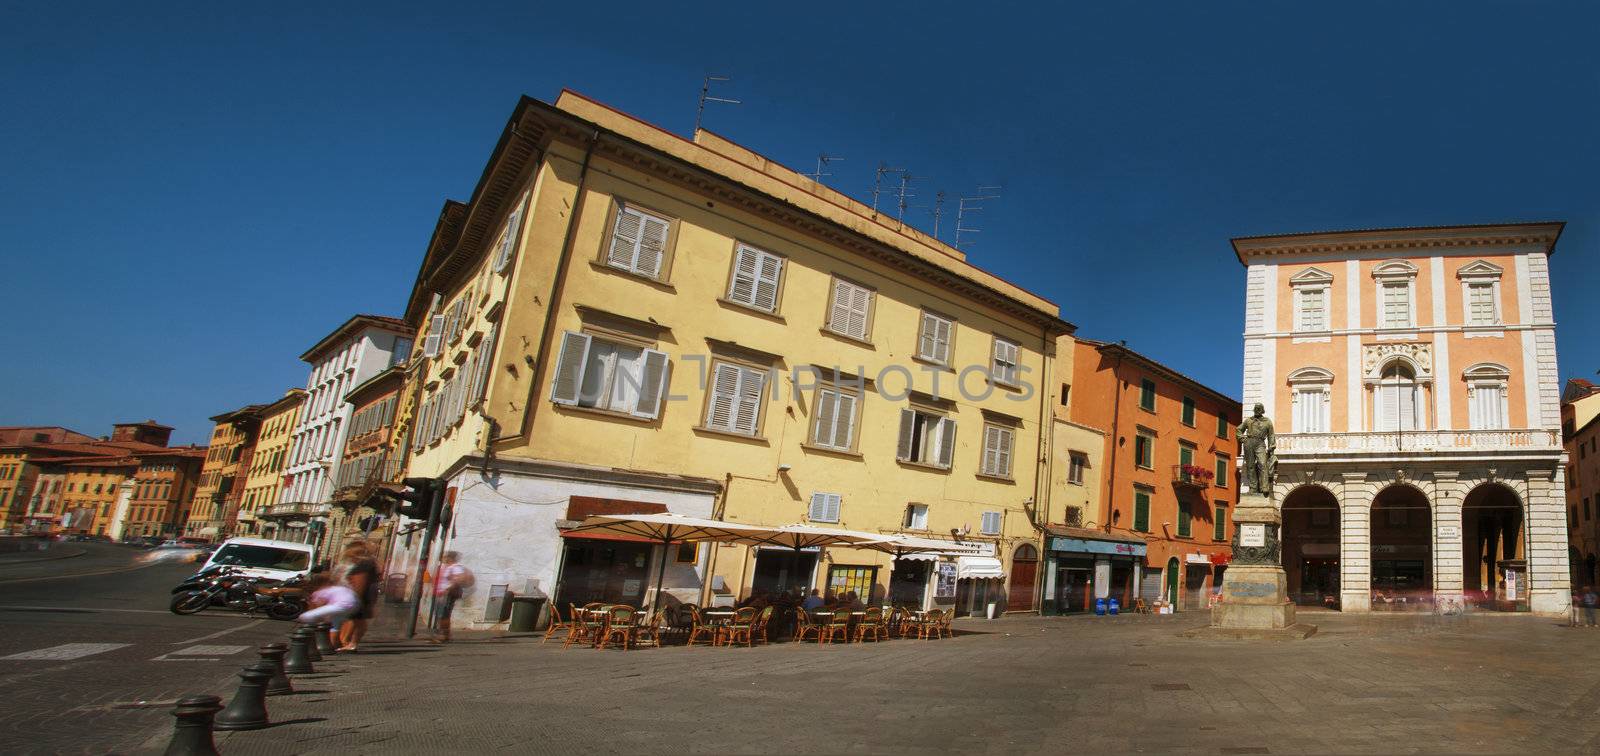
[429,551,474,644]
[338,540,381,652]
[1583,585,1598,627]
[297,571,360,628]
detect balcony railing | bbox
[1278,428,1561,455]
[263,501,330,519]
[1172,465,1214,490]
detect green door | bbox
[1166,557,1180,606]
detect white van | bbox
[200,537,317,582]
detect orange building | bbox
[184,405,265,541]
[0,421,202,536]
[1063,339,1240,611]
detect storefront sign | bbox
[1239,524,1266,548]
[1185,553,1211,564]
[935,562,957,600]
[1438,525,1460,540]
[1048,537,1147,557]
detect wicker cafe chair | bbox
[542,603,574,644]
[721,606,759,647]
[821,609,852,645]
[633,606,668,648]
[563,603,604,649]
[890,605,915,638]
[916,609,942,640]
[793,608,822,643]
[686,606,719,647]
[939,609,954,639]
[598,605,637,650]
[754,606,775,645]
[853,607,884,643]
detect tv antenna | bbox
[808,153,844,183]
[955,185,1003,249]
[870,163,905,214]
[694,75,741,133]
[894,170,926,223]
[931,191,948,239]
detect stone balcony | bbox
[1276,428,1562,461]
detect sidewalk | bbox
[135,609,1600,754]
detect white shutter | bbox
[493,202,524,273]
[423,316,445,357]
[1377,384,1398,432]
[936,416,957,469]
[706,363,741,431]
[824,493,842,523]
[733,367,765,434]
[980,511,1001,535]
[919,313,952,363]
[896,409,916,461]
[833,391,857,450]
[982,425,1001,475]
[995,426,1012,477]
[549,332,591,405]
[828,279,872,339]
[918,314,937,360]
[808,492,830,521]
[992,339,1018,384]
[632,349,669,420]
[1398,384,1416,431]
[728,246,759,305]
[471,325,497,404]
[608,207,643,270]
[753,252,782,311]
[812,388,838,446]
[635,214,669,277]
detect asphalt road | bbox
[0,543,296,754]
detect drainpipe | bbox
[503,129,602,444]
[1103,344,1127,534]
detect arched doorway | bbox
[1282,485,1341,608]
[1371,485,1431,608]
[1165,557,1179,606]
[1007,544,1039,612]
[1462,483,1525,610]
[1375,362,1422,431]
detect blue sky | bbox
[2,2,1597,445]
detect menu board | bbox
[935,562,957,600]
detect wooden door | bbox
[1007,545,1039,612]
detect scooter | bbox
[169,567,305,619]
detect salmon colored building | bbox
[1237,223,1569,615]
[1064,339,1240,612]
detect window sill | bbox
[1135,464,1154,472]
[1137,405,1157,414]
[988,378,1024,393]
[820,327,875,349]
[800,443,864,460]
[897,459,952,474]
[552,402,658,425]
[911,355,955,372]
[692,425,769,445]
[716,298,785,323]
[588,260,677,292]
[975,473,1016,484]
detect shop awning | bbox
[956,556,1005,579]
[561,530,673,545]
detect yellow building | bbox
[184,406,262,541]
[386,91,1076,626]
[236,390,306,538]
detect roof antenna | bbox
[808,153,843,183]
[955,185,1003,250]
[694,75,740,133]
[931,191,948,239]
[894,170,926,223]
[870,163,905,214]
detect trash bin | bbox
[1094,598,1107,616]
[1108,598,1120,615]
[509,596,545,633]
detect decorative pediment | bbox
[1462,362,1511,381]
[1288,267,1335,287]
[1362,342,1432,381]
[1371,259,1419,280]
[1286,366,1335,384]
[1456,259,1504,280]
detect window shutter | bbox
[996,427,1012,477]
[471,325,497,403]
[936,417,957,469]
[980,511,1001,535]
[1134,491,1150,532]
[830,280,866,337]
[549,332,591,405]
[833,391,857,450]
[808,492,829,521]
[812,388,838,446]
[632,349,670,420]
[896,409,915,461]
[635,214,669,277]
[423,316,445,357]
[733,367,765,434]
[728,246,759,305]
[706,364,740,431]
[824,493,842,523]
[753,252,782,312]
[608,207,643,270]
[493,204,523,272]
[982,426,1001,475]
[918,313,938,360]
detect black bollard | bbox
[257,643,293,696]
[213,663,273,731]
[314,622,338,656]
[163,694,223,756]
[284,627,317,675]
[304,625,323,663]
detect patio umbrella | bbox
[759,524,897,596]
[561,513,778,610]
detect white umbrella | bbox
[562,513,779,609]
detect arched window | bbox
[1014,543,1039,561]
[1375,361,1420,432]
[1287,367,1334,433]
[1463,363,1511,430]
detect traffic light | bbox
[376,477,437,521]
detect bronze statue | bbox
[1238,403,1276,496]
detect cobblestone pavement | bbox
[147,609,1600,755]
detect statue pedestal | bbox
[1185,494,1317,641]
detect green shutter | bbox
[1215,455,1228,487]
[1140,379,1156,410]
[1180,445,1194,468]
[1134,490,1150,532]
[1177,501,1191,537]
[1216,415,1228,439]
[1214,504,1227,541]
[1182,397,1195,425]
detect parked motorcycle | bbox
[169,567,305,619]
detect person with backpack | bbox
[430,550,474,643]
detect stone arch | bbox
[1371,482,1432,606]
[1460,481,1526,608]
[1281,484,1341,607]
